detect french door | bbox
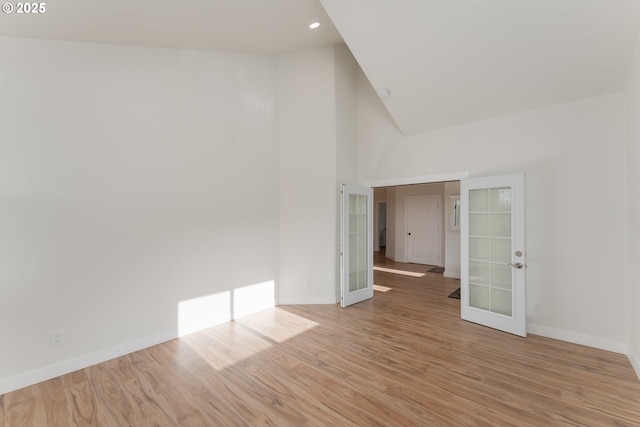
[461,174,526,337]
[340,184,374,308]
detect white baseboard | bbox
[628,345,640,381]
[277,296,339,305]
[0,330,176,396]
[4,319,634,397]
[527,323,627,354]
[443,270,461,279]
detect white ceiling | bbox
[0,0,343,54]
[321,0,640,134]
[2,0,640,135]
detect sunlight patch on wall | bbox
[177,280,276,338]
[178,291,232,337]
[233,280,275,319]
[373,266,425,277]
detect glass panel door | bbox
[341,185,373,308]
[468,187,512,316]
[461,174,526,337]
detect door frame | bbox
[365,171,470,189]
[366,172,470,269]
[356,172,469,304]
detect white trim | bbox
[527,323,627,354]
[447,195,461,231]
[444,269,461,279]
[0,330,176,396]
[277,296,339,305]
[364,171,469,188]
[1,317,634,396]
[628,345,640,381]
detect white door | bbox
[406,195,441,265]
[341,184,373,308]
[460,174,526,337]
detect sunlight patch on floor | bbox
[179,306,319,371]
[373,284,392,292]
[373,266,425,277]
[181,322,273,371]
[236,308,319,343]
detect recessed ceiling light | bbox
[309,22,320,29]
[378,88,391,100]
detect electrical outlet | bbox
[50,331,64,347]
[535,302,543,314]
[304,278,312,288]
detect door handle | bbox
[407,232,411,235]
[509,262,524,269]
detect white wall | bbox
[357,70,628,351]
[444,181,461,278]
[385,188,397,259]
[373,187,387,251]
[0,37,279,393]
[626,32,640,377]
[277,45,358,304]
[334,45,359,297]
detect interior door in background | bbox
[406,195,441,265]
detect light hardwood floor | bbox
[2,253,640,426]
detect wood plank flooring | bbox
[2,253,640,426]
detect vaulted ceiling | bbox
[320,0,640,134]
[1,0,639,135]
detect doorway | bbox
[372,179,461,276]
[341,172,467,308]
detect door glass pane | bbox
[470,189,489,212]
[470,285,490,310]
[470,213,490,236]
[490,213,510,237]
[469,186,514,316]
[349,232,358,251]
[469,237,490,262]
[470,261,490,285]
[358,194,367,214]
[349,272,357,291]
[490,238,511,263]
[358,266,367,289]
[491,289,512,316]
[357,213,366,233]
[491,264,512,290]
[348,194,369,294]
[490,188,511,212]
[349,252,357,273]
